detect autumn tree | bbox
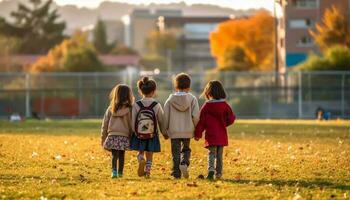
[145,30,177,57]
[221,45,252,71]
[0,0,66,54]
[93,19,113,54]
[310,6,350,50]
[210,11,274,71]
[30,31,103,72]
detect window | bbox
[289,19,313,28]
[184,23,218,39]
[291,0,318,8]
[297,36,313,47]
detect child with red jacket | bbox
[194,80,236,180]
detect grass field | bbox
[0,120,349,199]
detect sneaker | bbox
[145,172,150,179]
[207,171,215,180]
[118,173,123,178]
[216,174,222,180]
[138,158,146,177]
[179,164,189,179]
[111,169,118,178]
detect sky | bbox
[52,0,274,11]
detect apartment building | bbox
[160,16,230,71]
[276,0,350,70]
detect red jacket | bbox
[194,100,236,147]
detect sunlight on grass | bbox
[0,120,349,199]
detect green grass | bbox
[0,120,349,199]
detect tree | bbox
[110,44,138,55]
[310,6,350,50]
[0,34,21,72]
[0,0,66,54]
[297,46,350,71]
[30,31,103,72]
[145,30,177,57]
[210,11,274,71]
[220,45,252,71]
[93,19,112,54]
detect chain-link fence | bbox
[0,71,349,119]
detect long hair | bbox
[109,84,134,114]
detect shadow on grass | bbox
[220,178,350,191]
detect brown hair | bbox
[174,73,191,90]
[109,84,134,114]
[137,76,157,95]
[201,80,227,100]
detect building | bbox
[122,9,183,55]
[276,0,350,71]
[160,16,230,71]
[122,9,231,71]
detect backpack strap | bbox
[148,101,158,109]
[136,101,145,108]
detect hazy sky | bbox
[52,0,274,11]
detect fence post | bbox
[95,73,99,117]
[298,71,303,119]
[78,74,83,118]
[341,74,345,118]
[25,73,31,118]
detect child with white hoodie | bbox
[164,73,199,179]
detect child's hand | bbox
[164,134,169,140]
[194,137,200,141]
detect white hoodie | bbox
[163,92,199,139]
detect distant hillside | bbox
[0,0,265,33]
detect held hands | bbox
[194,137,200,141]
[163,134,169,140]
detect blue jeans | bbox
[208,146,224,177]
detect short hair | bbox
[174,73,191,90]
[137,76,157,95]
[202,80,227,100]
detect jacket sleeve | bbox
[226,104,236,126]
[131,105,138,133]
[101,108,111,146]
[191,96,200,127]
[194,104,206,139]
[156,103,168,138]
[128,109,133,137]
[163,98,170,134]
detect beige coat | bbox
[101,106,133,146]
[132,97,168,138]
[163,92,199,139]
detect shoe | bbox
[138,158,146,177]
[216,174,222,180]
[118,173,123,178]
[111,169,118,178]
[207,171,215,180]
[179,164,189,179]
[145,172,150,178]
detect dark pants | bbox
[208,146,224,177]
[111,149,125,174]
[171,138,191,178]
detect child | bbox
[101,84,134,178]
[164,73,199,178]
[194,80,236,180]
[130,76,168,178]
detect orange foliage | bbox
[210,11,274,71]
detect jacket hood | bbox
[112,107,131,117]
[168,93,192,112]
